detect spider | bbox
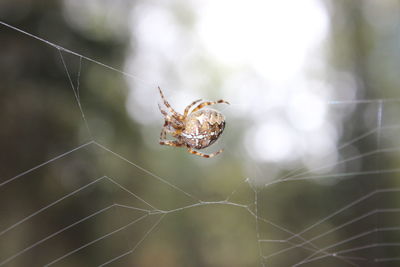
[157,87,229,158]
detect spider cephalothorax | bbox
[158,87,229,158]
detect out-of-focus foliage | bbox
[1,0,400,266]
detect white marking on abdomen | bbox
[182,132,205,139]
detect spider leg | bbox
[160,124,183,142]
[159,140,185,147]
[159,103,184,130]
[158,86,183,119]
[160,130,167,140]
[160,122,167,140]
[158,103,168,117]
[183,99,202,118]
[186,147,224,158]
[190,99,230,114]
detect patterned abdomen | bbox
[181,109,226,149]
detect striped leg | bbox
[190,100,230,114]
[183,99,202,117]
[158,103,168,117]
[160,122,167,140]
[159,140,185,147]
[187,147,224,158]
[159,103,184,129]
[158,87,182,119]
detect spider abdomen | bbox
[181,109,226,149]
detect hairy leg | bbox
[190,100,230,114]
[187,147,223,158]
[183,99,202,118]
[159,140,185,147]
[158,87,182,119]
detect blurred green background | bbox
[1,0,400,266]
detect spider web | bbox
[1,11,400,267]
